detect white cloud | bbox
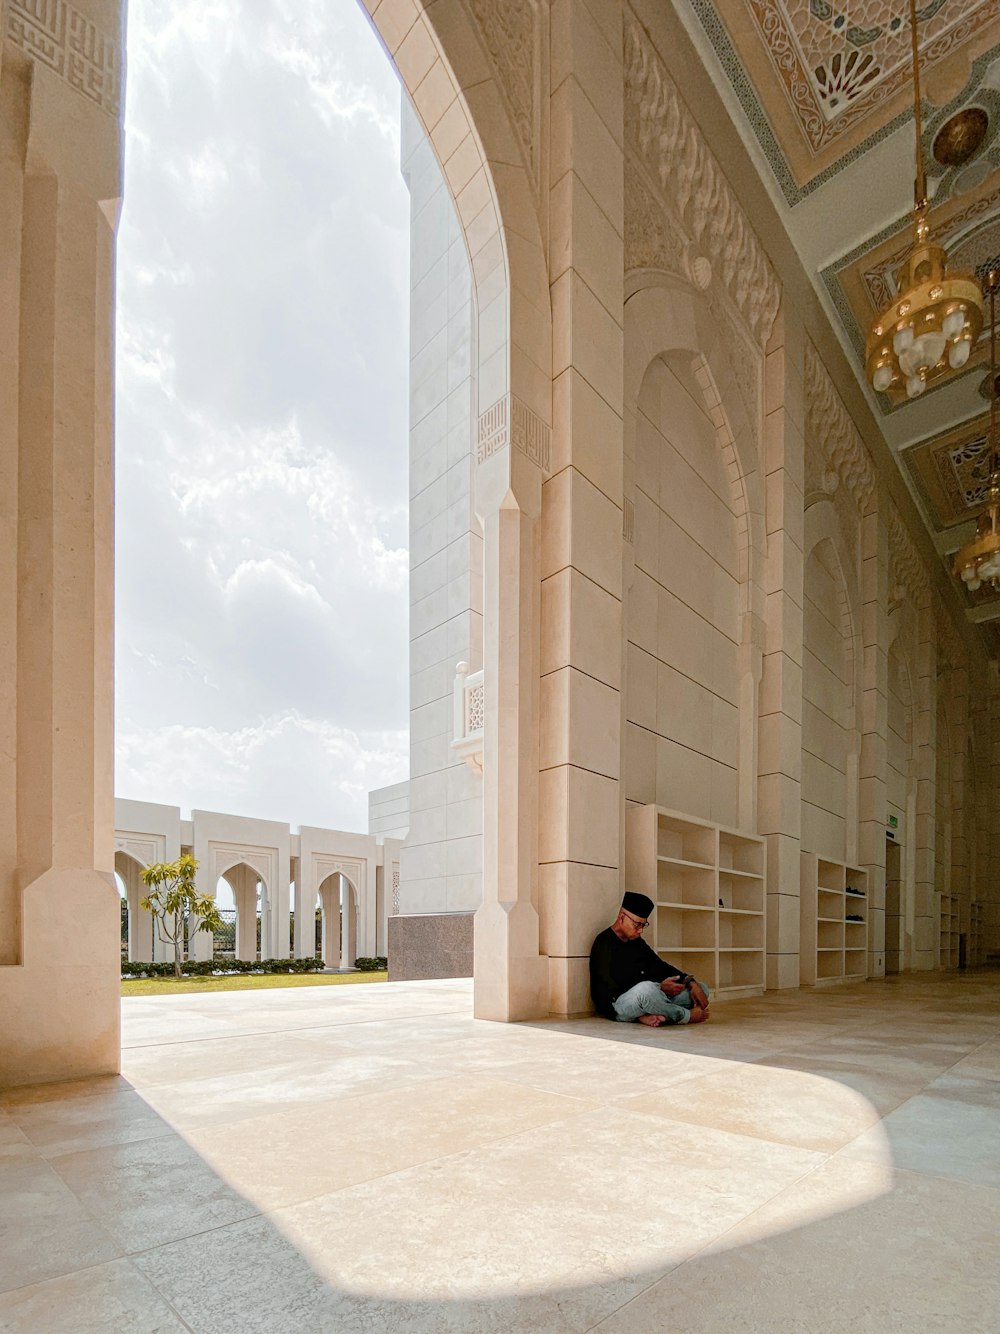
[115,0,410,829]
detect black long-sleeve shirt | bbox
[589,927,684,1018]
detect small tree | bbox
[140,854,224,979]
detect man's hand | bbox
[688,979,709,1009]
[660,978,686,998]
[687,1004,708,1024]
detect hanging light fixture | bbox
[953,272,1000,594]
[865,0,985,401]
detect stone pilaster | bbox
[758,307,805,990]
[474,411,550,1020]
[860,492,889,977]
[913,599,936,969]
[539,0,625,1016]
[0,0,124,1085]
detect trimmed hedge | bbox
[355,956,388,971]
[121,955,389,978]
[121,957,326,978]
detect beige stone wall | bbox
[625,356,741,825]
[399,98,483,917]
[801,543,854,862]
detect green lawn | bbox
[121,971,388,997]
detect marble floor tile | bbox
[0,1155,122,1294]
[48,1131,261,1252]
[4,1086,177,1159]
[136,1050,450,1130]
[946,1039,1000,1082]
[0,1073,134,1109]
[0,1258,189,1333]
[183,1072,597,1209]
[837,1075,1000,1188]
[120,1029,357,1088]
[265,1107,822,1308]
[619,1059,886,1153]
[591,1158,1000,1333]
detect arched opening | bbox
[114,850,159,963]
[218,863,268,962]
[314,872,361,971]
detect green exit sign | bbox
[888,815,898,829]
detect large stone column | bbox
[758,310,805,989]
[0,2,124,1086]
[474,423,550,1020]
[860,493,890,977]
[913,600,937,968]
[538,0,625,1017]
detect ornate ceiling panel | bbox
[691,0,1000,203]
[903,412,994,529]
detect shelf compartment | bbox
[718,912,763,951]
[657,863,716,909]
[659,948,717,989]
[718,832,765,877]
[818,919,844,951]
[718,950,765,992]
[655,906,715,952]
[818,859,846,892]
[718,879,764,913]
[656,816,716,869]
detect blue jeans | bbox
[612,978,709,1025]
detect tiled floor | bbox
[2,972,999,1332]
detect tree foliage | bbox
[140,854,223,979]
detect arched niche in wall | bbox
[621,276,764,830]
[800,499,862,865]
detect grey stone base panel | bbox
[388,912,473,981]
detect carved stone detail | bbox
[623,9,780,348]
[315,857,363,891]
[6,0,121,117]
[625,158,762,443]
[114,837,160,869]
[212,846,275,889]
[888,504,930,606]
[464,0,540,190]
[624,159,689,281]
[804,342,876,512]
[477,393,551,472]
[936,606,965,673]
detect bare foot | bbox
[687,1005,708,1024]
[638,1013,667,1027]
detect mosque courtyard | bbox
[1,973,999,1331]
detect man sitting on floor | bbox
[590,892,710,1027]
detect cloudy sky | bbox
[115,0,410,832]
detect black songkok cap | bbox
[622,891,654,918]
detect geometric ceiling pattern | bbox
[692,0,1000,203]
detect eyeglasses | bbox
[621,911,649,930]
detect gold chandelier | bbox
[954,272,1000,594]
[865,0,985,401]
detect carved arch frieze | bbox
[623,8,780,350]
